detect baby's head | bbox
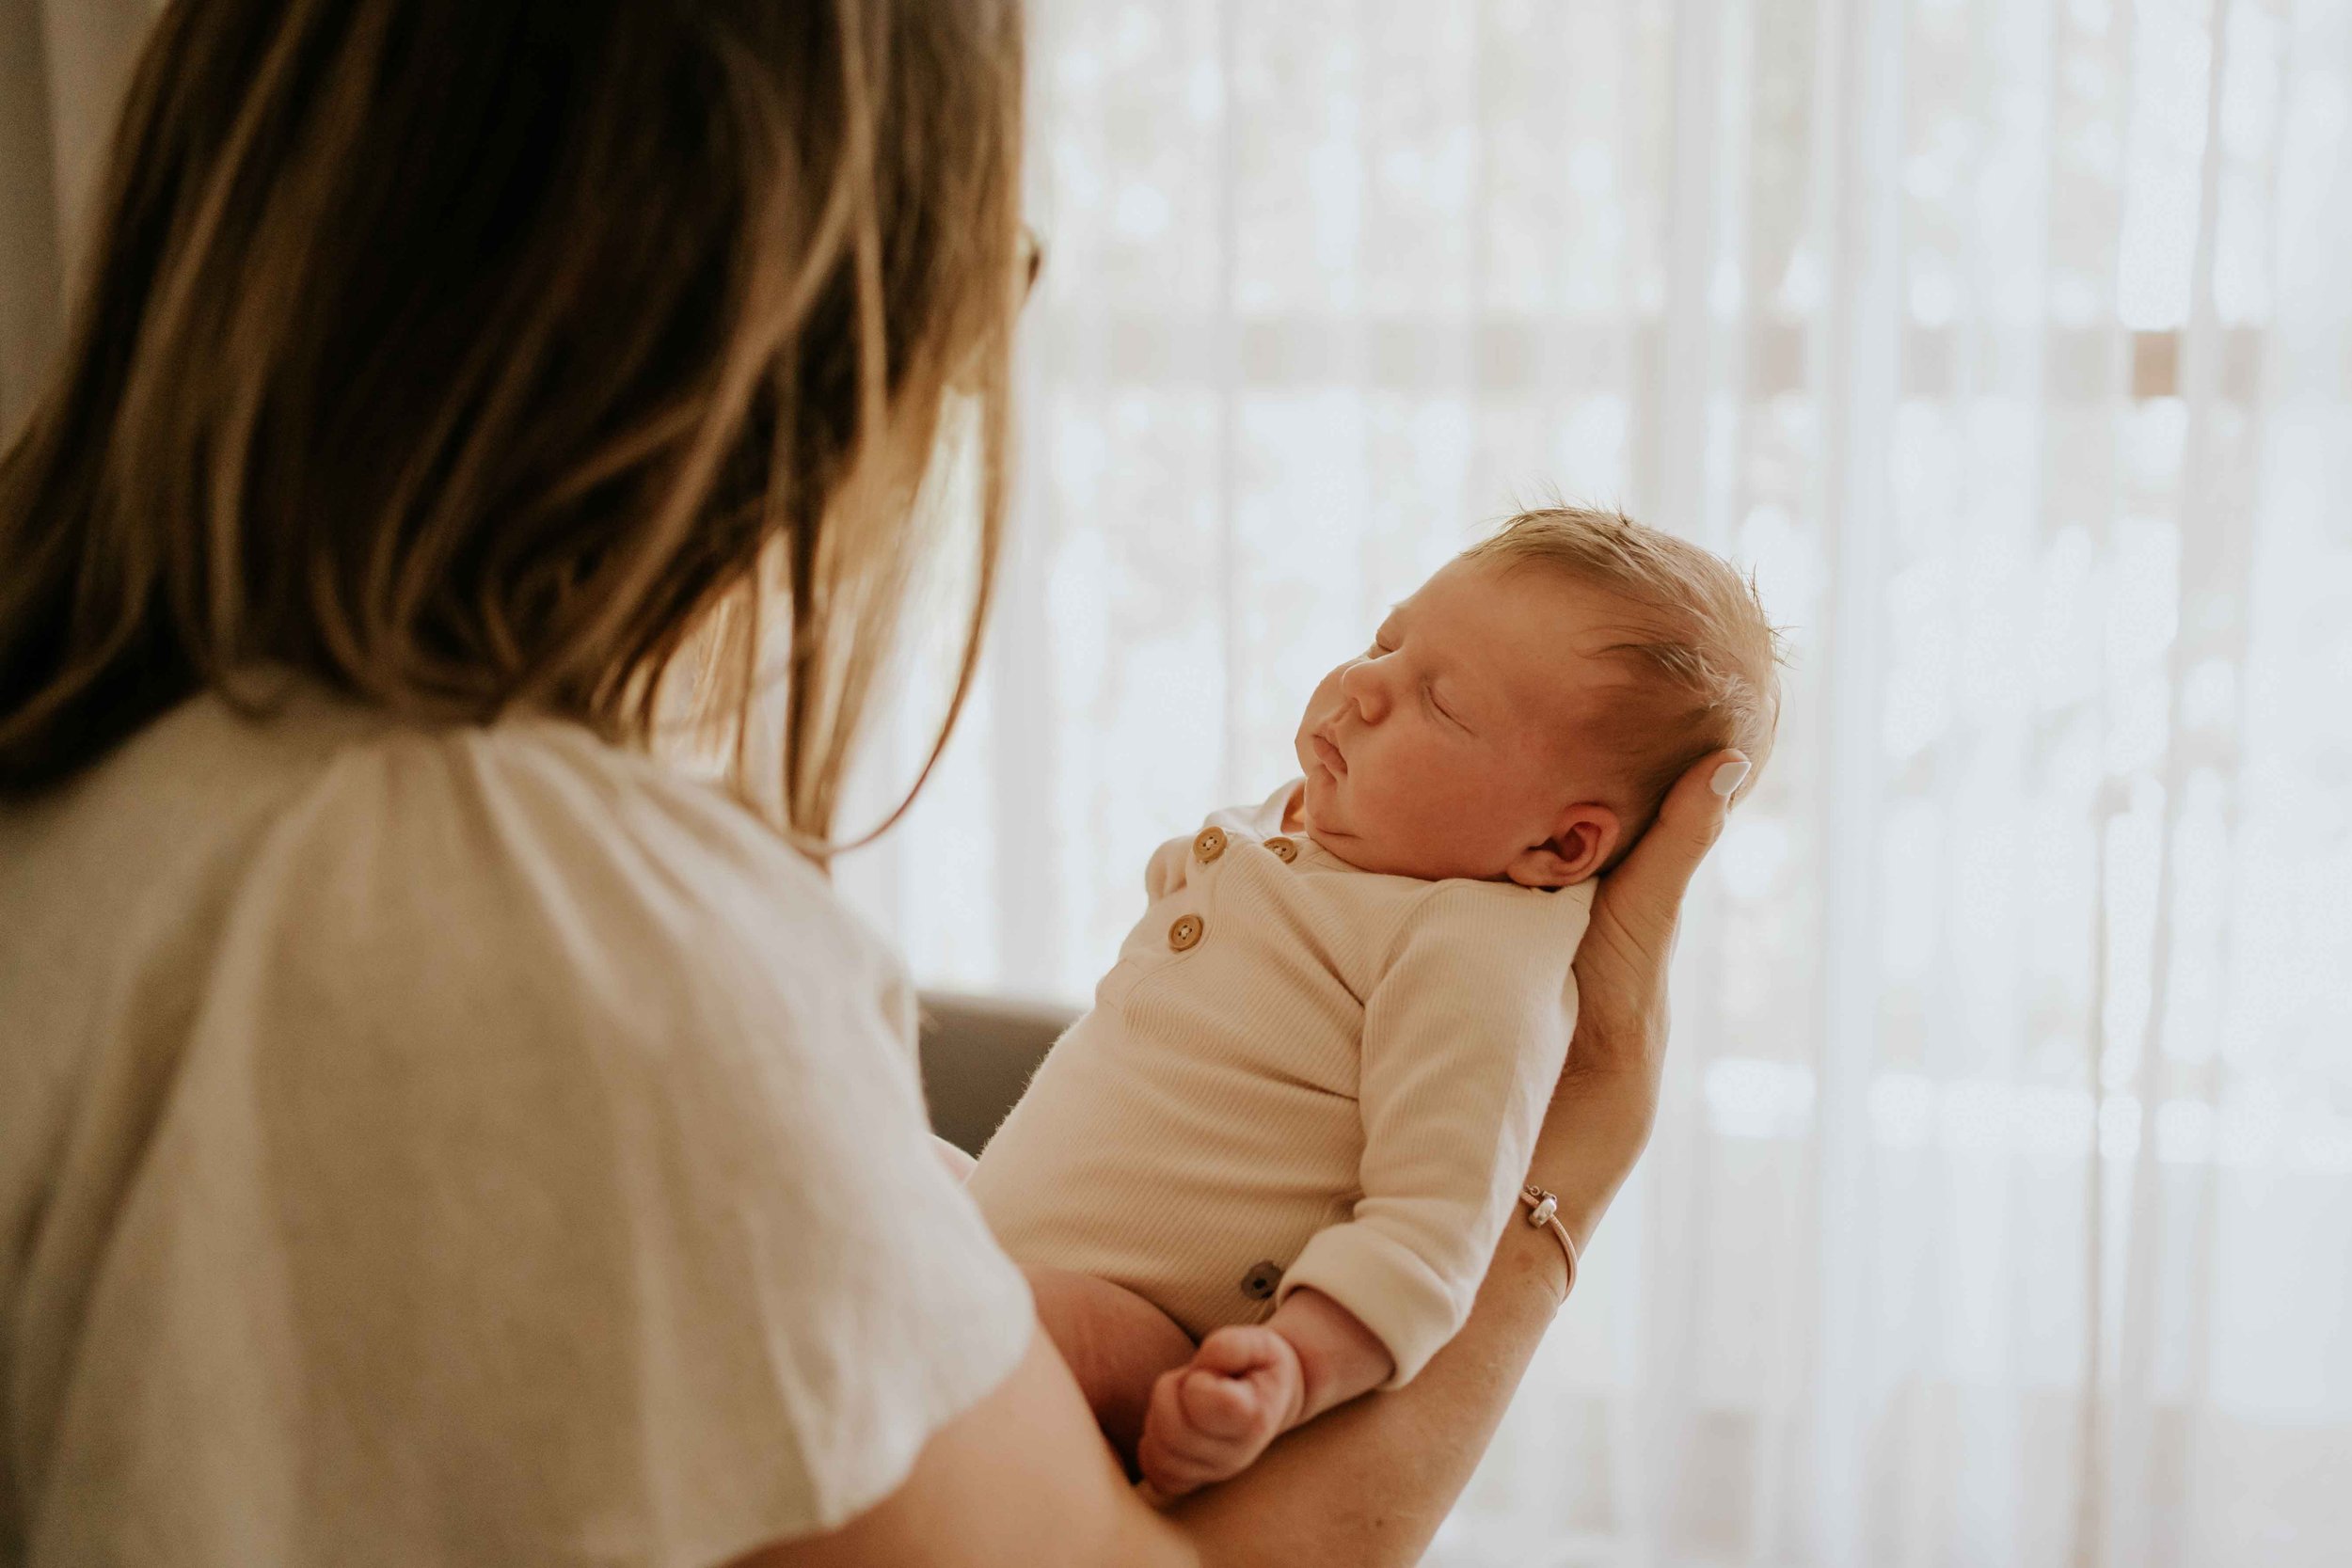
[1293,507,1782,886]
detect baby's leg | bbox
[1023,1266,1198,1467]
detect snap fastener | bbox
[1264,836,1298,863]
[1239,1260,1283,1300]
[1193,827,1228,863]
[1168,914,1204,952]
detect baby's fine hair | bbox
[1462,506,1784,845]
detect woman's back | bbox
[0,687,1031,1567]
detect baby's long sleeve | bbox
[1274,879,1590,1386]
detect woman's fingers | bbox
[1564,748,1744,1097]
[1597,749,1743,951]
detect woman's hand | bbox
[1532,749,1748,1256]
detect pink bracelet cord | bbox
[1518,1184,1580,1301]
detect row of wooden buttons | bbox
[1173,828,1302,951]
[1190,825,1299,865]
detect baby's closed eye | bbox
[1424,685,1470,731]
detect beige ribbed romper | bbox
[968,782,1591,1386]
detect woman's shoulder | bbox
[9,679,916,1092]
[262,689,916,1073]
[301,690,836,912]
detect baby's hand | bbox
[1136,1324,1307,1499]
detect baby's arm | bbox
[1277,883,1585,1385]
[1136,1286,1393,1500]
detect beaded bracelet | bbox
[1518,1183,1580,1304]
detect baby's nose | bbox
[1341,660,1390,721]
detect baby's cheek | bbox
[1377,751,1455,832]
[1419,751,1489,811]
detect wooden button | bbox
[1168,913,1204,952]
[1193,827,1228,863]
[1264,836,1298,863]
[1240,1260,1283,1300]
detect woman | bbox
[0,4,1746,1564]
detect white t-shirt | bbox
[0,683,1034,1568]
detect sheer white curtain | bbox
[843,1,2352,1563]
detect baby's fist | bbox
[1136,1324,1307,1500]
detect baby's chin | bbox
[1294,768,1361,858]
[1295,778,1450,879]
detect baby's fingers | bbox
[1137,1370,1227,1498]
[1174,1367,1263,1441]
[1191,1323,1286,1377]
[1195,1325,1306,1431]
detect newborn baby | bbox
[968,506,1780,1497]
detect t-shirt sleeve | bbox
[37,726,1034,1568]
[1274,880,1587,1386]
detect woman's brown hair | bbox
[0,0,1025,849]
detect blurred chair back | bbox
[917,990,1074,1157]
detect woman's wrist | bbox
[1527,1087,1650,1253]
[1512,1185,1581,1305]
[1489,1201,1574,1311]
[1529,1156,1635,1271]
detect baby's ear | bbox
[1504,805,1620,889]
